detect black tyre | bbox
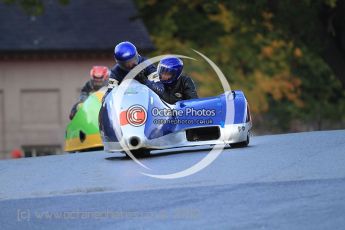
[230,134,250,148]
[127,148,151,158]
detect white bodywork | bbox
[102,80,252,152]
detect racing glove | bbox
[134,70,148,84]
[69,102,81,120]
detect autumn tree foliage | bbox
[136,0,345,133]
[2,0,344,133]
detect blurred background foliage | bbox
[2,0,345,134]
[1,0,69,15]
[135,0,345,133]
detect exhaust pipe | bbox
[129,136,141,148]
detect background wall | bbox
[0,58,113,157]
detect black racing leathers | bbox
[143,75,198,104]
[109,56,156,84]
[79,80,106,102]
[69,79,107,120]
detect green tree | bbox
[1,0,69,15]
[135,0,345,133]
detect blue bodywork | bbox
[99,82,249,144]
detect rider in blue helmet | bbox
[158,57,184,85]
[141,56,198,104]
[109,41,156,85]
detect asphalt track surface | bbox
[0,130,345,229]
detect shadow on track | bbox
[104,144,252,161]
[105,146,214,161]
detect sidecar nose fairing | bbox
[99,80,252,153]
[65,89,105,152]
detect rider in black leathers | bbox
[137,56,198,104]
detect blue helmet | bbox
[114,41,139,70]
[157,56,183,85]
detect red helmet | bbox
[90,66,109,81]
[11,149,23,159]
